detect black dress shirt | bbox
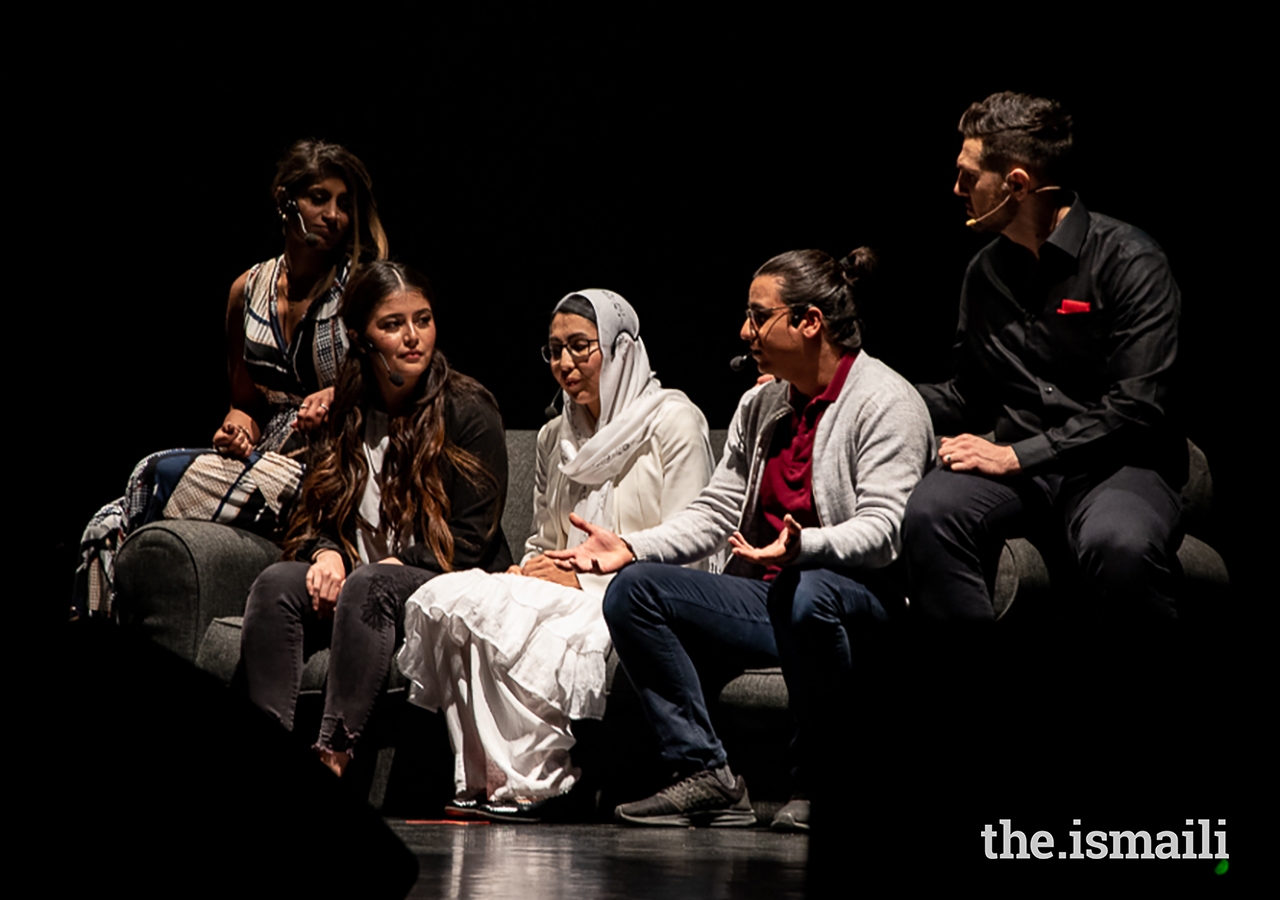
[918,195,1185,481]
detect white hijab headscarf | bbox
[551,289,687,547]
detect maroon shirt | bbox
[758,351,858,579]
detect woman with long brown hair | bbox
[74,140,389,619]
[240,260,510,776]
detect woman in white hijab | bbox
[399,289,715,821]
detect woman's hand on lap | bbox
[214,409,259,459]
[307,550,346,616]
[213,422,253,459]
[520,554,582,589]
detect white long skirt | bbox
[398,570,610,801]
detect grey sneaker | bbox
[770,797,810,833]
[614,770,756,827]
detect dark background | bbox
[35,24,1241,889]
[42,31,1242,603]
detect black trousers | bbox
[902,465,1183,621]
[241,561,436,754]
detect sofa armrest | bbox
[114,521,281,662]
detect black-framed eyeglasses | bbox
[541,338,601,364]
[743,305,792,336]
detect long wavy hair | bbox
[283,261,499,568]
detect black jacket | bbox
[302,383,512,574]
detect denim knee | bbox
[244,562,308,624]
[602,563,653,636]
[334,564,403,633]
[770,570,844,631]
[771,568,887,632]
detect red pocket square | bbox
[1057,299,1091,314]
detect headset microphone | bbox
[544,388,563,420]
[965,188,1014,228]
[382,357,405,387]
[965,181,1062,228]
[358,337,405,386]
[283,197,323,247]
[729,354,753,372]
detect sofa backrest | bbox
[502,429,728,562]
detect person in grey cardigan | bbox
[549,248,933,831]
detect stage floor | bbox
[387,820,808,899]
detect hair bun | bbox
[837,246,877,281]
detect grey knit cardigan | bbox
[627,353,934,576]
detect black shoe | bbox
[470,797,552,824]
[770,797,810,833]
[443,795,486,820]
[615,770,756,827]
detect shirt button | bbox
[1046,386,1054,393]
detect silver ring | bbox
[319,403,329,412]
[945,454,952,463]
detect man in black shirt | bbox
[903,91,1185,621]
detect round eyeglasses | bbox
[541,338,601,364]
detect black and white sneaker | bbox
[614,770,756,827]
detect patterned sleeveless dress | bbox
[73,257,350,617]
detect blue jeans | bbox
[602,562,887,789]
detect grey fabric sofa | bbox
[112,431,1228,810]
[112,430,790,809]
